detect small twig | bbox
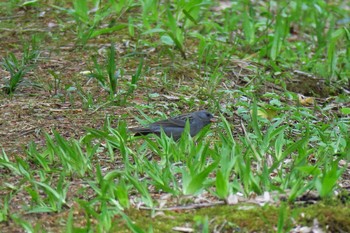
[138,201,225,211]
[293,70,313,78]
[19,127,37,136]
[214,219,227,233]
[172,227,194,232]
[0,15,22,20]
[0,28,48,32]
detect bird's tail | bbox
[129,127,153,136]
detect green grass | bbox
[1,35,41,94]
[0,0,349,232]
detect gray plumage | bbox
[130,110,215,140]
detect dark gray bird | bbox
[130,110,216,140]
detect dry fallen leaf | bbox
[298,94,315,106]
[254,108,278,121]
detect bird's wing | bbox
[151,118,188,128]
[131,112,195,132]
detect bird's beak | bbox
[210,117,217,122]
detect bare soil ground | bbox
[1,5,350,233]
